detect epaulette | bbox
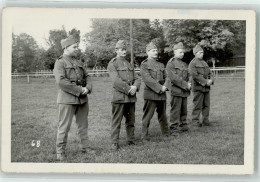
[190,58,196,63]
[111,57,117,62]
[168,57,174,63]
[141,59,148,65]
[58,55,63,60]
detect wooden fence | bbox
[12,67,245,84]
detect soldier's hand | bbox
[161,86,168,93]
[129,86,137,95]
[81,87,89,95]
[206,79,213,86]
[187,82,192,90]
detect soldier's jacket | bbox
[53,54,92,104]
[188,57,214,92]
[140,58,167,101]
[166,57,190,97]
[107,56,141,103]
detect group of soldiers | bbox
[53,36,214,161]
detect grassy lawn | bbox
[11,77,245,164]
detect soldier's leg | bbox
[56,104,75,154]
[75,102,89,151]
[156,101,169,136]
[111,103,124,144]
[142,100,156,139]
[123,103,135,143]
[202,92,210,124]
[179,97,189,131]
[192,91,204,124]
[169,96,181,131]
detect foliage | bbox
[162,20,245,65]
[84,19,158,68]
[12,33,39,72]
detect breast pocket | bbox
[147,67,157,79]
[117,67,129,81]
[157,68,164,81]
[182,68,188,80]
[195,65,205,75]
[204,66,210,77]
[64,66,77,81]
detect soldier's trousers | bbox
[111,103,135,144]
[141,100,169,139]
[56,103,89,154]
[191,91,210,124]
[169,96,188,130]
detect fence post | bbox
[27,74,30,84]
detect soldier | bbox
[107,40,141,151]
[53,35,93,161]
[188,45,214,127]
[140,42,169,140]
[166,42,191,135]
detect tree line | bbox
[12,19,245,73]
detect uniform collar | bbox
[116,56,128,62]
[63,53,75,60]
[148,57,158,62]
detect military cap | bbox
[115,40,127,49]
[146,42,157,52]
[193,45,203,55]
[61,35,79,49]
[173,42,185,50]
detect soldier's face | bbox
[116,48,127,57]
[195,51,204,59]
[66,43,79,57]
[147,48,158,59]
[174,49,185,59]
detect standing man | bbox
[140,42,169,140]
[188,45,214,127]
[53,35,93,161]
[166,42,191,135]
[107,40,141,151]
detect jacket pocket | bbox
[58,90,76,103]
[157,68,164,81]
[195,65,205,75]
[147,67,157,79]
[64,66,77,81]
[171,85,182,95]
[112,90,125,102]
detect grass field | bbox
[11,77,245,164]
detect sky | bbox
[11,10,93,50]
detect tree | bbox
[162,20,245,65]
[12,33,39,72]
[84,19,155,68]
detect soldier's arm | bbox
[188,62,208,86]
[166,62,189,90]
[140,63,162,94]
[209,69,215,85]
[53,60,83,97]
[133,69,141,92]
[107,61,131,95]
[85,72,92,94]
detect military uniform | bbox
[166,57,190,132]
[141,55,169,139]
[107,41,141,146]
[53,36,92,157]
[188,45,214,125]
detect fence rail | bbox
[12,67,245,84]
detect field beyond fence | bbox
[11,77,245,164]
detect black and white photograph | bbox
[1,8,256,174]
